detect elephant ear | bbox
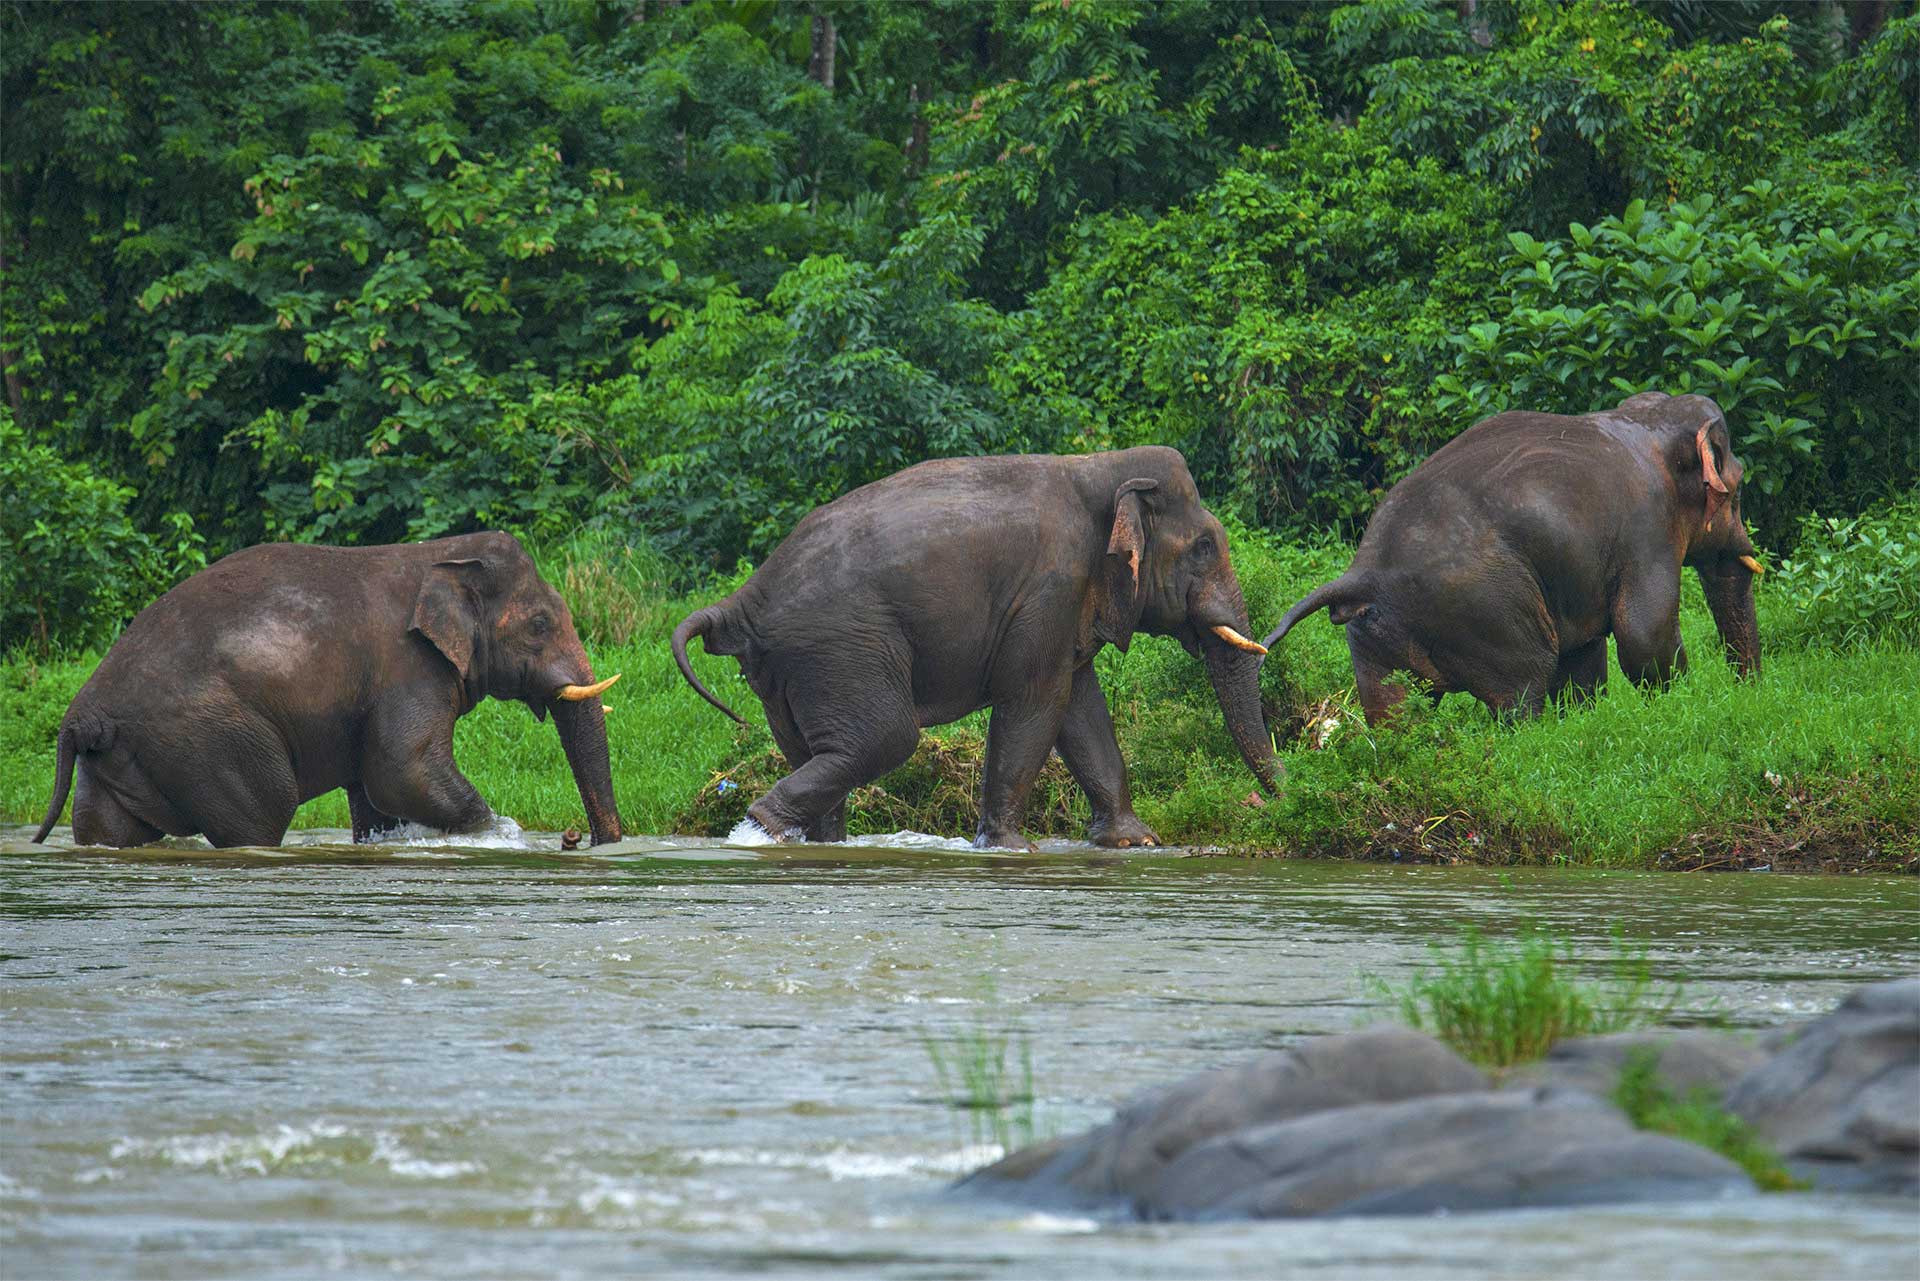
[1694,422,1731,531]
[410,558,487,680]
[1093,478,1158,652]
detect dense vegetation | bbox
[4,1,1915,861]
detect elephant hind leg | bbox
[762,696,846,843]
[71,762,166,848]
[748,668,920,842]
[1548,636,1608,708]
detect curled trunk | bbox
[1203,633,1284,797]
[551,695,624,845]
[1697,564,1761,678]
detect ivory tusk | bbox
[1211,625,1269,656]
[555,673,621,702]
[1738,554,1765,575]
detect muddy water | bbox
[2,827,1916,1279]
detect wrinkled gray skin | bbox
[674,447,1281,850]
[34,531,622,849]
[1264,392,1763,724]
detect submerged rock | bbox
[963,981,1920,1220]
[1513,1028,1768,1099]
[1724,977,1920,1194]
[960,1027,1752,1218]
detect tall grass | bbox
[1612,1049,1804,1192]
[1371,926,1684,1068]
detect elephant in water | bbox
[673,447,1280,850]
[1263,392,1764,724]
[34,531,623,848]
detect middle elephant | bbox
[672,447,1281,850]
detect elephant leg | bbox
[348,781,400,843]
[747,663,920,842]
[362,708,493,835]
[764,697,845,844]
[140,719,298,848]
[71,763,165,848]
[977,681,1073,851]
[1352,652,1409,727]
[1055,664,1156,849]
[1548,636,1608,707]
[1613,572,1685,689]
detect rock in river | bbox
[1724,977,1919,1195]
[961,1026,1752,1219]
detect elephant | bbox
[32,531,623,849]
[1261,392,1764,724]
[671,447,1281,850]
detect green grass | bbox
[1613,1049,1804,1192]
[1369,926,1684,1069]
[4,525,1916,867]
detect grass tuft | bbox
[1612,1049,1805,1191]
[1371,926,1684,1068]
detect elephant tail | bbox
[32,722,79,844]
[672,607,747,725]
[1260,573,1377,654]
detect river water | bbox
[3,826,1916,1279]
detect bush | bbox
[1766,493,1920,650]
[1435,184,1920,545]
[0,412,204,652]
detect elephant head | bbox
[1630,392,1763,678]
[409,533,625,844]
[1093,453,1283,797]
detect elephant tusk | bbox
[1211,625,1268,656]
[1739,554,1765,575]
[555,673,621,702]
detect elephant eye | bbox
[530,613,553,637]
[1191,535,1216,561]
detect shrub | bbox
[1766,493,1920,650]
[1613,1050,1803,1192]
[0,412,204,652]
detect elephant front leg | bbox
[347,781,400,843]
[976,683,1073,852]
[363,708,494,836]
[1055,664,1157,849]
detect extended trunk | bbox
[552,695,624,845]
[1697,565,1761,678]
[1203,634,1284,797]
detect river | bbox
[3,826,1916,1278]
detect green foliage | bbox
[1613,1049,1804,1192]
[0,411,204,652]
[1435,184,1920,542]
[1767,493,1920,650]
[1372,926,1684,1068]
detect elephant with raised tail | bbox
[1262,392,1765,724]
[33,531,623,848]
[673,447,1280,850]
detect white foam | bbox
[726,817,782,845]
[365,815,533,850]
[682,1143,1001,1182]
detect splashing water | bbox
[360,815,533,850]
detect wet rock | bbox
[1513,1029,1767,1099]
[1143,1087,1751,1220]
[965,1028,1488,1205]
[1724,978,1920,1194]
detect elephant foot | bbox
[736,807,806,845]
[1087,813,1160,850]
[974,828,1038,853]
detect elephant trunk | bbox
[1698,563,1761,679]
[1203,627,1284,798]
[551,694,624,845]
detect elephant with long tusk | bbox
[1263,392,1765,724]
[32,531,623,849]
[672,447,1282,851]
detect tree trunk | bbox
[809,12,836,90]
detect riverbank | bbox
[5,530,1914,871]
